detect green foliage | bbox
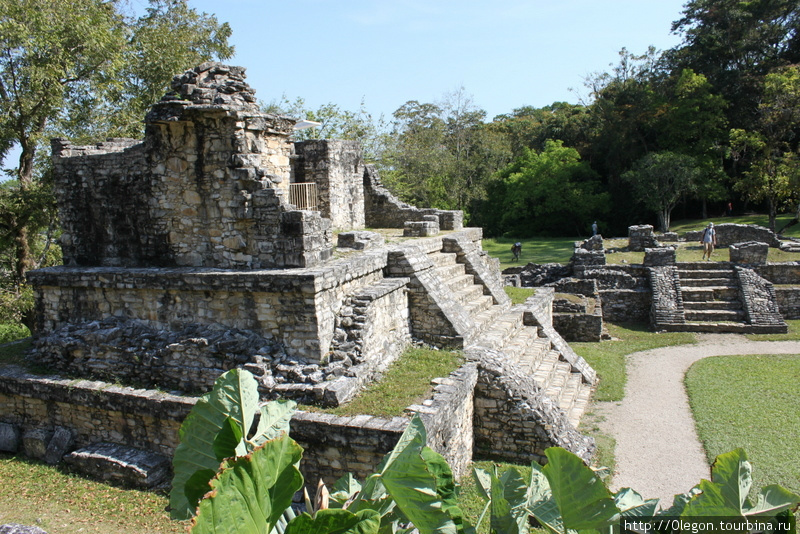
[484,140,609,237]
[170,369,296,520]
[621,151,703,232]
[190,435,305,534]
[182,369,799,534]
[0,322,30,345]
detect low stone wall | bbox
[735,267,786,328]
[472,350,594,465]
[553,312,606,342]
[683,224,781,248]
[0,366,193,457]
[648,266,685,326]
[774,287,800,319]
[599,289,652,323]
[754,263,800,285]
[628,225,660,251]
[363,166,463,231]
[729,241,768,264]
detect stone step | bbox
[498,327,540,363]
[681,286,739,302]
[63,442,170,489]
[677,261,733,270]
[683,300,742,311]
[434,261,467,280]
[567,382,594,429]
[453,284,486,306]
[472,304,509,335]
[543,361,572,398]
[430,251,458,267]
[443,272,475,292]
[472,309,526,351]
[464,294,494,317]
[677,269,736,280]
[684,309,746,322]
[679,277,737,287]
[515,339,552,374]
[658,322,788,334]
[531,350,561,388]
[552,372,583,415]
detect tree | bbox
[486,140,609,237]
[667,0,800,130]
[622,151,702,232]
[0,0,233,321]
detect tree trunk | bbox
[701,198,708,219]
[768,198,777,232]
[658,210,670,233]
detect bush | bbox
[0,322,30,344]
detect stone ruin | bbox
[2,63,598,489]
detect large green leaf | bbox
[253,399,297,447]
[171,369,261,519]
[190,434,304,534]
[613,488,659,518]
[683,449,800,518]
[330,473,363,507]
[284,509,381,534]
[487,465,530,534]
[540,447,619,531]
[376,415,459,534]
[527,462,571,534]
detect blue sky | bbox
[3,0,689,170]
[181,0,689,120]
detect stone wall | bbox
[53,63,332,270]
[0,366,193,457]
[754,263,800,284]
[293,140,365,231]
[363,166,463,231]
[628,225,660,251]
[472,350,594,465]
[683,224,781,248]
[729,241,769,264]
[599,289,652,323]
[28,253,388,369]
[735,267,786,328]
[774,287,800,319]
[648,266,685,326]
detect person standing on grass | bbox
[701,222,717,260]
[592,221,598,236]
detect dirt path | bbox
[593,334,800,507]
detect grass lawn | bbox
[305,346,464,418]
[685,354,800,496]
[746,319,800,341]
[571,323,696,402]
[482,236,575,269]
[670,212,800,238]
[0,454,185,533]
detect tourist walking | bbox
[700,222,716,260]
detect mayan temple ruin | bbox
[0,63,597,487]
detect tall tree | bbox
[667,0,800,129]
[621,151,702,232]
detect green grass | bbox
[746,319,800,341]
[482,236,576,269]
[0,454,185,533]
[504,286,536,305]
[0,337,31,366]
[685,354,800,497]
[670,212,800,237]
[310,347,464,417]
[571,323,696,402]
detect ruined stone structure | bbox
[3,63,598,487]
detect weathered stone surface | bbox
[628,225,660,251]
[683,223,780,248]
[64,442,170,489]
[0,525,48,534]
[643,247,676,267]
[44,426,74,465]
[570,248,605,266]
[729,241,769,264]
[22,428,51,460]
[0,423,20,452]
[576,234,604,251]
[337,231,385,250]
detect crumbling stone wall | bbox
[293,140,365,230]
[683,224,781,248]
[53,63,332,270]
[735,267,785,327]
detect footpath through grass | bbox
[685,354,800,496]
[571,323,696,402]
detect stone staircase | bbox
[652,262,787,334]
[429,250,594,428]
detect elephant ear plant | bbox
[170,369,800,534]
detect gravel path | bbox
[593,333,800,507]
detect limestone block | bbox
[44,426,75,465]
[0,524,49,534]
[730,241,769,264]
[22,428,52,460]
[0,423,20,452]
[64,442,170,489]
